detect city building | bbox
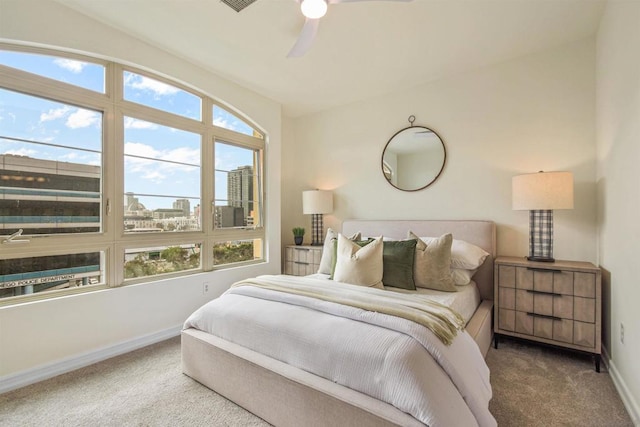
[227,165,253,225]
[0,154,100,235]
[214,205,245,228]
[173,198,190,218]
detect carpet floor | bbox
[0,335,634,426]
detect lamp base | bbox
[526,256,555,263]
[528,209,555,262]
[310,213,324,246]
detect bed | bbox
[182,219,496,426]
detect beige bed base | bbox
[182,220,496,427]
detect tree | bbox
[161,246,188,265]
[213,242,254,265]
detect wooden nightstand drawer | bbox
[574,272,596,297]
[574,321,596,348]
[574,296,596,323]
[494,256,602,372]
[553,319,573,344]
[284,245,323,277]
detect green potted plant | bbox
[292,227,305,245]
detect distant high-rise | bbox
[125,192,147,213]
[173,198,191,217]
[214,206,245,228]
[227,165,253,225]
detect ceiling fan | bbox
[288,0,413,58]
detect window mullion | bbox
[201,98,214,271]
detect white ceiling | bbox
[56,0,605,118]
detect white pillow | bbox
[317,228,361,274]
[419,236,489,270]
[333,234,384,289]
[452,268,477,286]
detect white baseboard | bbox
[0,324,182,394]
[603,346,640,426]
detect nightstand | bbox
[284,245,323,276]
[494,256,602,372]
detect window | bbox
[124,244,201,279]
[123,71,201,121]
[213,105,263,138]
[123,117,201,233]
[0,50,105,93]
[213,239,263,267]
[0,251,105,299]
[0,89,103,235]
[214,141,262,229]
[0,45,266,304]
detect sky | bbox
[0,50,258,212]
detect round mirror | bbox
[381,125,446,191]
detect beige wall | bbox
[283,39,597,265]
[0,0,282,379]
[596,1,640,422]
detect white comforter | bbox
[184,274,496,427]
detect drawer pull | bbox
[526,267,562,273]
[294,261,309,265]
[526,290,563,297]
[294,248,310,251]
[526,312,562,321]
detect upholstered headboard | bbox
[341,220,496,301]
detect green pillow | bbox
[330,237,374,279]
[382,239,417,290]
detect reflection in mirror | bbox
[381,126,446,191]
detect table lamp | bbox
[512,171,574,262]
[302,190,333,246]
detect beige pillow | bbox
[333,234,384,289]
[409,231,457,292]
[317,228,361,274]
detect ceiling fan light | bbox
[301,0,327,19]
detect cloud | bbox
[214,116,247,134]
[60,152,79,160]
[124,117,158,130]
[66,109,101,129]
[40,106,72,122]
[0,110,15,123]
[40,105,100,129]
[53,58,87,73]
[3,147,38,157]
[124,141,200,184]
[125,73,179,97]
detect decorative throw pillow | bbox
[452,268,477,286]
[333,234,384,289]
[330,237,375,279]
[409,231,457,292]
[419,236,489,270]
[382,239,417,290]
[317,228,361,274]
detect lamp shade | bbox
[512,171,574,211]
[303,190,333,215]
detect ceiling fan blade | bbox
[287,18,320,58]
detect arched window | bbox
[0,45,266,304]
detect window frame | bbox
[0,44,267,304]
